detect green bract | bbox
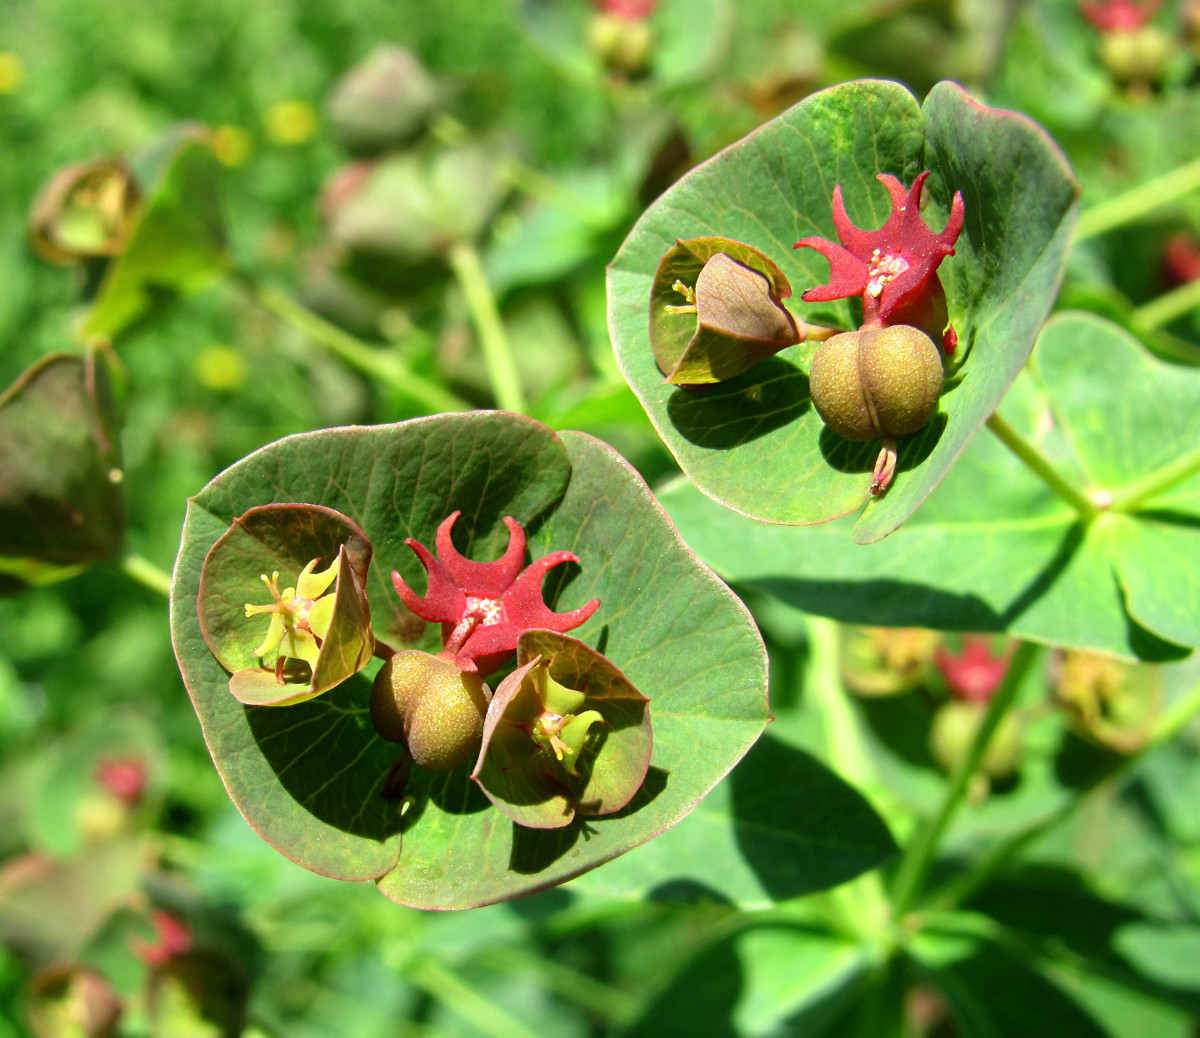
[171,412,769,908]
[471,631,652,830]
[609,79,1077,537]
[650,237,800,386]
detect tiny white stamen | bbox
[866,250,910,297]
[466,595,505,625]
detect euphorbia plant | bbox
[172,411,772,908]
[610,79,1078,533]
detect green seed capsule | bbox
[370,650,489,771]
[808,324,944,442]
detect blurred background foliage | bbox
[3,0,1200,1035]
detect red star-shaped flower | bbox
[935,636,1010,704]
[794,172,964,353]
[593,0,656,18]
[1080,0,1160,32]
[392,512,600,675]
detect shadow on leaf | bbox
[816,411,947,476]
[666,357,809,450]
[748,576,1002,630]
[730,734,897,901]
[506,765,669,875]
[245,674,406,843]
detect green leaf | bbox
[172,413,575,888]
[171,414,768,908]
[198,504,374,706]
[568,732,897,908]
[912,917,1110,1038]
[1034,312,1200,650]
[657,420,1185,662]
[933,881,1200,1029]
[622,922,867,1038]
[82,125,227,342]
[609,79,1077,537]
[0,347,124,578]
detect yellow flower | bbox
[193,344,246,392]
[244,558,338,672]
[264,101,317,145]
[211,125,252,168]
[0,53,25,94]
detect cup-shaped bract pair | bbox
[28,159,142,266]
[197,504,375,707]
[650,237,801,386]
[471,630,652,829]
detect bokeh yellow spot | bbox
[211,125,252,167]
[264,100,317,145]
[0,52,25,94]
[194,344,247,391]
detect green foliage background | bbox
[3,0,1200,1036]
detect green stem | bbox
[408,958,547,1038]
[805,618,892,942]
[985,413,1100,521]
[931,675,1200,913]
[807,617,876,782]
[1109,441,1200,512]
[1074,154,1200,242]
[246,279,470,414]
[479,947,639,1023]
[1132,276,1200,333]
[448,242,527,414]
[889,641,1040,920]
[118,553,172,597]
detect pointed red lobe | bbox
[391,515,599,675]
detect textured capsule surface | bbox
[370,650,489,770]
[808,325,944,441]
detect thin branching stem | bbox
[890,641,1041,920]
[449,241,527,414]
[985,413,1100,521]
[1074,154,1200,242]
[408,957,547,1038]
[1132,276,1200,333]
[243,276,470,415]
[118,553,173,597]
[1109,442,1200,513]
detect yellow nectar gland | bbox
[533,712,571,761]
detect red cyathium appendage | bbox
[794,172,964,354]
[391,512,600,675]
[935,636,1011,704]
[1080,0,1160,32]
[593,0,656,17]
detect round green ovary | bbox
[370,650,489,770]
[929,700,1021,778]
[808,325,944,442]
